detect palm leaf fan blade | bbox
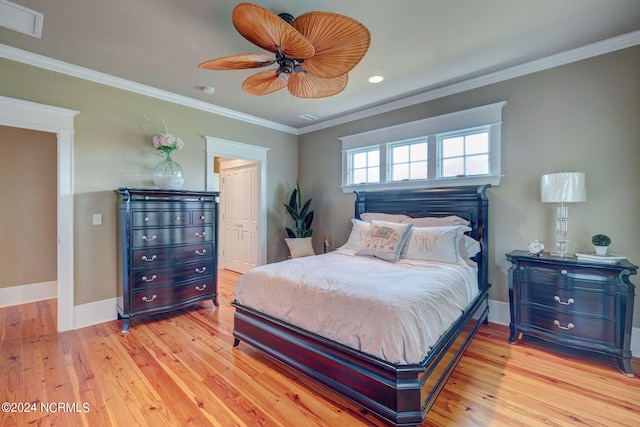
[242,70,289,96]
[232,2,314,58]
[292,12,370,79]
[288,72,348,98]
[198,53,275,70]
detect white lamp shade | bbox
[541,172,586,203]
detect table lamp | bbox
[540,172,586,256]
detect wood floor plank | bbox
[1,268,639,427]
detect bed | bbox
[231,185,491,426]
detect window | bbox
[349,146,380,184]
[439,127,489,178]
[389,139,428,181]
[340,102,505,192]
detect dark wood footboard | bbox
[232,287,489,426]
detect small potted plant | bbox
[591,234,611,256]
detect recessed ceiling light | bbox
[368,75,384,84]
[202,86,215,94]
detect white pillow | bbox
[360,212,410,223]
[460,235,481,259]
[400,215,470,227]
[401,225,471,264]
[285,237,315,258]
[337,219,371,252]
[355,220,413,263]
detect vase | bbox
[152,152,185,189]
[594,245,608,256]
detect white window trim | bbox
[339,102,506,192]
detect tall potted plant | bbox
[284,181,314,238]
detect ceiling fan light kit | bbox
[198,2,371,98]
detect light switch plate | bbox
[92,213,102,225]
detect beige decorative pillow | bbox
[285,237,315,258]
[337,219,371,252]
[355,220,413,263]
[401,225,471,264]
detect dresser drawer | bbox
[162,210,190,226]
[172,243,214,263]
[519,282,615,318]
[132,278,214,311]
[132,226,213,248]
[133,262,212,289]
[132,247,173,268]
[521,307,616,346]
[132,210,161,227]
[193,210,214,225]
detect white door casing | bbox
[204,136,268,268]
[0,95,77,332]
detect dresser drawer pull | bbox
[174,216,181,221]
[553,296,575,306]
[141,255,156,262]
[195,267,207,274]
[200,215,205,220]
[195,231,206,238]
[560,269,568,275]
[195,249,207,256]
[144,217,150,222]
[141,274,157,282]
[141,234,157,241]
[195,284,207,291]
[553,320,574,330]
[141,294,157,302]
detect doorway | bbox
[205,136,268,269]
[0,95,77,332]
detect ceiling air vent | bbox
[0,1,43,38]
[300,114,318,121]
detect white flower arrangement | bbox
[143,117,184,156]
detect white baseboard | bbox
[0,281,56,307]
[488,299,640,359]
[73,297,118,330]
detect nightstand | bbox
[506,250,637,376]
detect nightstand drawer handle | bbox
[560,269,568,275]
[141,234,157,241]
[553,320,574,330]
[141,255,156,262]
[195,267,207,274]
[195,284,207,291]
[141,275,157,282]
[142,294,157,302]
[195,249,207,256]
[554,296,575,305]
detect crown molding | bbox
[298,30,640,135]
[0,44,298,135]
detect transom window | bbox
[340,102,505,192]
[439,128,489,178]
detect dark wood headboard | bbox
[354,185,491,291]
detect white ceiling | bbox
[1,0,640,132]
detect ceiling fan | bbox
[198,2,371,98]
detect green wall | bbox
[0,58,298,305]
[298,46,640,326]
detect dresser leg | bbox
[121,318,130,334]
[509,324,521,343]
[233,338,240,347]
[619,357,634,377]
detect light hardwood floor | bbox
[1,269,639,426]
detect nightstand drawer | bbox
[520,281,615,317]
[521,307,616,345]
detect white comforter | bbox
[233,251,479,365]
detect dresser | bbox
[506,250,637,376]
[115,188,219,333]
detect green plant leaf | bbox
[285,228,296,238]
[284,204,300,221]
